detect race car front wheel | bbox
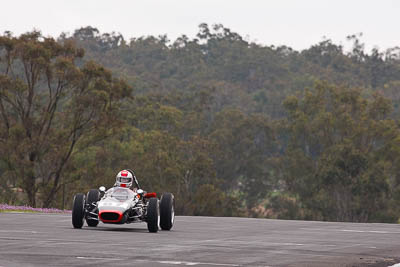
[72,193,85,229]
[160,193,174,230]
[86,189,100,227]
[147,197,159,233]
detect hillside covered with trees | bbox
[2,24,400,223]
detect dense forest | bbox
[1,24,400,223]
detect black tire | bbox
[87,189,100,203]
[72,193,85,229]
[160,193,174,230]
[86,189,100,227]
[147,197,159,233]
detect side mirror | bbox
[137,189,144,194]
[99,186,106,192]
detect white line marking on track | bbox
[157,261,241,266]
[0,230,37,234]
[276,243,304,246]
[388,264,400,267]
[178,239,340,249]
[341,230,390,233]
[76,256,123,261]
[300,228,400,234]
[341,230,365,233]
[264,250,344,258]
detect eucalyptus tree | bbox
[0,31,131,207]
[280,81,400,222]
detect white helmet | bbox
[115,170,133,188]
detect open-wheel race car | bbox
[71,186,175,233]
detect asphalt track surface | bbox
[0,213,400,267]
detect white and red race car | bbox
[72,186,174,233]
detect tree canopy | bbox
[2,24,400,222]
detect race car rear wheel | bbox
[86,189,100,227]
[160,193,174,230]
[72,193,85,229]
[147,197,159,233]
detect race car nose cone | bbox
[99,210,123,223]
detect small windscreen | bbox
[109,188,134,201]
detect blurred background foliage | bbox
[2,24,400,222]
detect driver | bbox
[114,169,140,191]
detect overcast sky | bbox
[1,0,399,51]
